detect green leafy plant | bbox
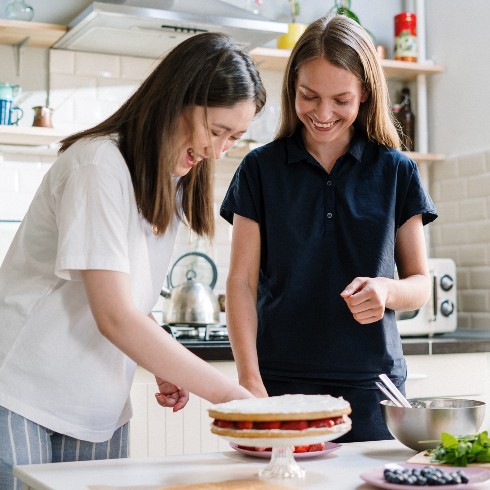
[331,0,360,24]
[426,431,490,467]
[328,0,376,44]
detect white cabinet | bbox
[129,362,238,458]
[405,353,490,431]
[130,353,490,457]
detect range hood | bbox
[53,0,288,59]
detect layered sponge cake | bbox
[209,394,351,440]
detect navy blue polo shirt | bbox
[220,129,437,387]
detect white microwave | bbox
[396,258,457,337]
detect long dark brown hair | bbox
[276,15,400,149]
[59,33,266,237]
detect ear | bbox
[360,88,370,103]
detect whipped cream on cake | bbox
[210,394,350,417]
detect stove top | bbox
[162,324,229,342]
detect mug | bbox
[0,99,24,125]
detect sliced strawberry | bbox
[293,445,309,453]
[254,421,281,430]
[332,416,345,425]
[308,442,326,452]
[236,421,253,430]
[308,418,335,428]
[213,419,235,429]
[279,420,308,430]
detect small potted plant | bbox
[277,0,307,50]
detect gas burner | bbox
[171,325,202,340]
[161,324,228,342]
[205,325,229,341]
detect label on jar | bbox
[394,12,417,62]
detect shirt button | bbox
[327,213,333,219]
[327,180,332,186]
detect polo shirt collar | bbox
[285,126,367,165]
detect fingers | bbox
[340,277,368,298]
[172,390,190,412]
[154,388,190,412]
[341,277,386,324]
[157,380,181,395]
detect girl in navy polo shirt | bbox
[221,15,437,442]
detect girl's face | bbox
[295,57,368,151]
[174,100,256,177]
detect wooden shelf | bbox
[404,151,446,163]
[250,47,444,80]
[381,59,444,81]
[0,126,67,146]
[250,47,291,70]
[0,19,66,48]
[405,151,445,163]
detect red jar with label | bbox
[394,12,417,62]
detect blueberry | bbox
[458,470,469,484]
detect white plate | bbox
[360,464,490,489]
[230,441,341,459]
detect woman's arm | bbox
[226,214,267,397]
[81,270,253,405]
[341,214,431,324]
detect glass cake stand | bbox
[219,422,351,480]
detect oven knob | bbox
[440,300,455,317]
[440,274,454,291]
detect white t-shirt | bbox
[0,136,179,442]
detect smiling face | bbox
[295,57,368,155]
[173,100,256,177]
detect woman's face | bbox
[295,57,368,151]
[173,100,256,177]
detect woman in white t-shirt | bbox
[0,32,265,489]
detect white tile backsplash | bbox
[430,150,490,327]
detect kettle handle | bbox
[168,251,218,289]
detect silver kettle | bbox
[160,252,220,325]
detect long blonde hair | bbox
[60,33,266,237]
[276,15,400,149]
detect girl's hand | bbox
[340,277,389,324]
[154,377,190,412]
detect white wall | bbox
[426,1,490,156]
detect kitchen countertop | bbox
[14,439,425,490]
[182,328,490,361]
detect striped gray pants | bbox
[0,405,129,490]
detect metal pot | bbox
[160,252,220,325]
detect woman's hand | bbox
[340,277,390,324]
[154,377,189,412]
[240,377,268,398]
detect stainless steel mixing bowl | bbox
[381,398,486,452]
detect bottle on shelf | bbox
[393,87,415,151]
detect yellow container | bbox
[277,23,308,49]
